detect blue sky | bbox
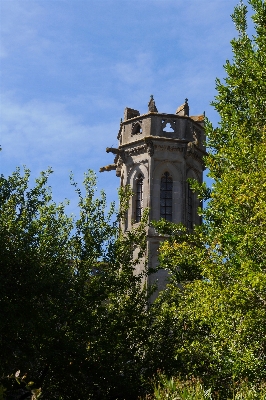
[0,0,250,214]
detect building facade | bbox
[100,96,206,295]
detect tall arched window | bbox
[187,184,193,229]
[136,174,143,222]
[160,172,173,221]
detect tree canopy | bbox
[153,0,266,394]
[0,169,152,399]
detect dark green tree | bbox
[0,168,151,399]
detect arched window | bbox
[160,172,173,221]
[132,122,142,135]
[136,174,143,222]
[187,184,193,229]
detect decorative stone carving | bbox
[148,95,158,113]
[176,98,189,116]
[193,126,201,142]
[125,144,147,157]
[187,131,199,153]
[106,147,119,154]
[146,140,154,156]
[154,144,184,153]
[100,148,126,174]
[99,164,116,172]
[116,155,124,177]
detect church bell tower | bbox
[100,96,206,294]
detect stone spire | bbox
[148,95,158,113]
[176,98,189,116]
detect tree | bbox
[153,0,266,395]
[0,168,151,399]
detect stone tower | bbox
[100,96,206,295]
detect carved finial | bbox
[176,98,189,116]
[148,95,158,113]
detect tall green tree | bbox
[0,168,151,399]
[153,0,266,394]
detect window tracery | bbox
[136,174,144,222]
[131,122,142,135]
[187,184,193,229]
[160,172,173,221]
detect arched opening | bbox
[136,174,144,222]
[160,172,173,221]
[132,123,142,135]
[187,183,193,229]
[163,122,174,133]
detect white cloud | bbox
[0,93,121,208]
[115,52,154,86]
[0,1,43,59]
[1,0,254,208]
[1,94,117,172]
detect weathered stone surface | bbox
[124,107,140,121]
[176,98,189,116]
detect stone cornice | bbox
[101,135,206,173]
[120,138,206,169]
[119,136,187,149]
[119,136,206,156]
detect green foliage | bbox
[144,375,212,400]
[0,370,42,400]
[152,0,266,395]
[0,168,151,399]
[143,375,266,400]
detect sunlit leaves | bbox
[153,0,266,393]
